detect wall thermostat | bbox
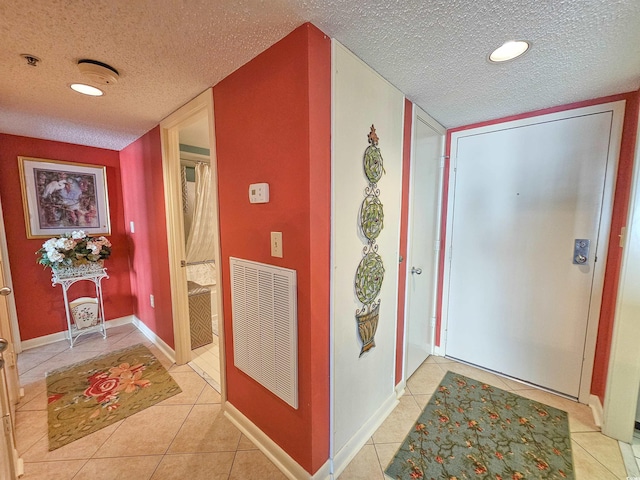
[249,183,269,203]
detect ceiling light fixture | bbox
[489,40,530,63]
[77,59,119,85]
[69,59,119,97]
[70,83,104,96]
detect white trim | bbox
[0,196,21,353]
[442,101,626,403]
[332,393,398,479]
[159,88,227,407]
[395,381,406,399]
[328,38,337,480]
[20,315,134,350]
[589,394,604,427]
[432,345,445,357]
[602,99,640,443]
[132,316,176,364]
[224,402,331,480]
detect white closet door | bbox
[405,111,443,378]
[444,105,622,398]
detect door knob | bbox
[411,267,422,275]
[0,286,11,296]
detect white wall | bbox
[331,41,405,460]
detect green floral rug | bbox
[46,343,181,450]
[385,371,574,479]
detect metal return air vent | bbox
[230,257,298,408]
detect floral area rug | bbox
[46,343,181,450]
[385,371,574,479]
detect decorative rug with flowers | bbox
[46,344,181,450]
[385,371,574,479]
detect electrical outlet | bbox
[271,232,283,258]
[150,294,155,308]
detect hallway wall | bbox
[213,23,331,474]
[0,134,133,340]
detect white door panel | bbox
[405,111,444,378]
[445,109,619,398]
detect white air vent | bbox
[230,257,298,408]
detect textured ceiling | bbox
[1,0,639,151]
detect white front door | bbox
[404,108,444,378]
[443,102,625,400]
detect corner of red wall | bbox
[213,23,331,474]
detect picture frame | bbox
[18,156,111,239]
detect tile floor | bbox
[633,430,640,472]
[15,324,630,479]
[15,324,286,480]
[190,335,221,390]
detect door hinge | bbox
[2,414,11,436]
[619,226,626,248]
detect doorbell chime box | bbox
[249,183,269,203]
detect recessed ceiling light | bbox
[489,40,530,63]
[70,83,104,96]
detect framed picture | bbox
[18,156,111,238]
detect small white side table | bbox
[51,263,109,347]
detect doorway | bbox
[160,89,225,394]
[404,107,445,379]
[442,102,625,402]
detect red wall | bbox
[395,99,413,384]
[0,134,133,340]
[118,127,175,348]
[213,23,331,474]
[436,92,640,402]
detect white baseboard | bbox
[395,380,406,399]
[589,394,604,428]
[224,402,331,480]
[333,393,399,478]
[20,315,135,350]
[132,316,176,364]
[433,345,444,357]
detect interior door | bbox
[444,104,623,399]
[404,110,444,378]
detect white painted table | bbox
[51,264,109,347]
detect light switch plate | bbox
[249,183,270,203]
[271,232,283,258]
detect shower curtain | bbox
[185,163,216,264]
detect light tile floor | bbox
[190,334,221,390]
[16,325,630,479]
[15,324,287,480]
[633,430,640,472]
[338,356,629,480]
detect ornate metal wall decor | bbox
[355,125,385,357]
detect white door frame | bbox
[402,106,445,382]
[602,106,640,443]
[159,90,226,399]
[441,101,625,404]
[0,199,20,355]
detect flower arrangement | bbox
[37,230,112,268]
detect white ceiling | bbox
[2,1,639,151]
